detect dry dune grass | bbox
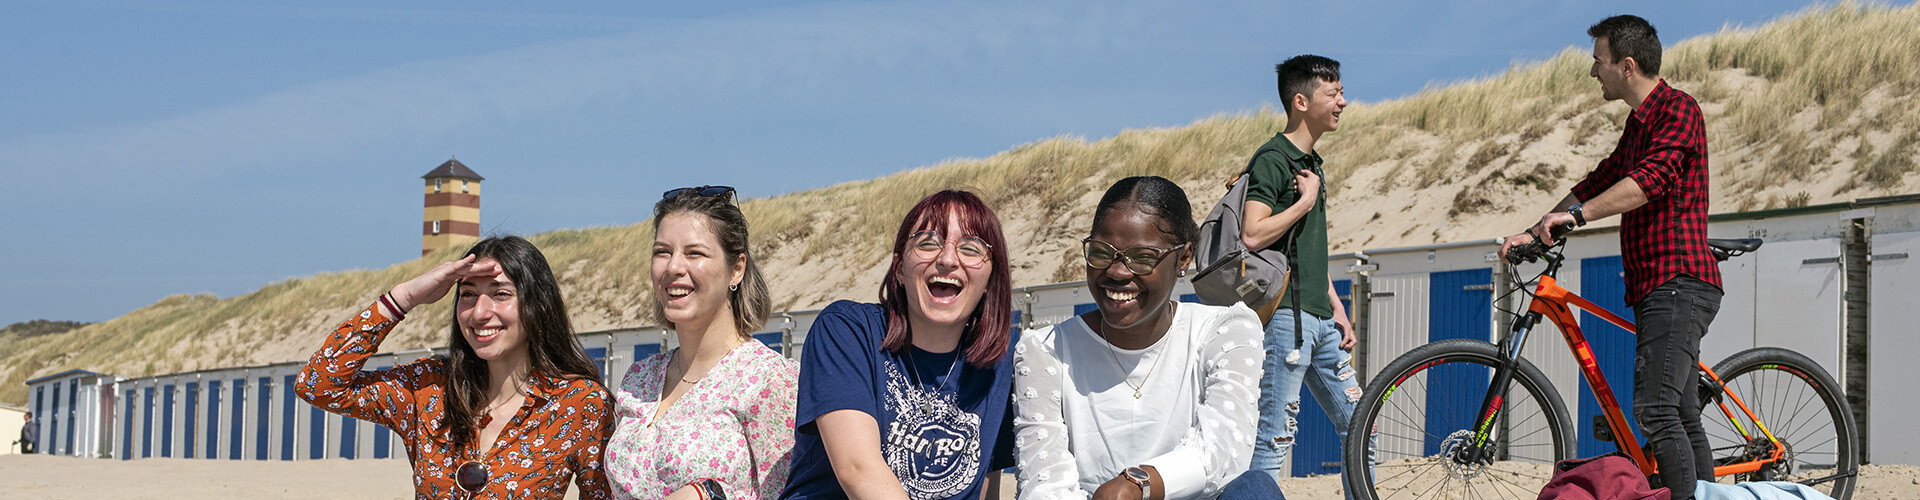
[7,2,1920,404]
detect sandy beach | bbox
[2,453,1917,499]
[0,453,418,499]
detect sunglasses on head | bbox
[662,185,736,200]
[1083,238,1187,276]
[456,460,489,497]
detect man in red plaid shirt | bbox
[1499,14,1722,500]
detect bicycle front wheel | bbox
[1702,347,1858,500]
[1345,339,1575,500]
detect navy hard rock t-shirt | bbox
[781,301,1016,500]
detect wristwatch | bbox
[1122,466,1153,498]
[1567,203,1588,227]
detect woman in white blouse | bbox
[1013,176,1283,500]
[605,186,800,500]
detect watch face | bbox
[1125,467,1151,484]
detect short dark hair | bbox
[1588,15,1662,76]
[652,188,772,335]
[878,190,1013,368]
[1275,55,1341,114]
[1093,176,1200,246]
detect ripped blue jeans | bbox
[1251,308,1364,485]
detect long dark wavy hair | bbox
[877,190,1013,368]
[441,235,603,453]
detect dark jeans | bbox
[1217,469,1286,500]
[1632,275,1722,500]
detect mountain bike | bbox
[1342,224,1859,500]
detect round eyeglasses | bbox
[1083,238,1187,275]
[908,230,991,266]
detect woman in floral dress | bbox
[299,235,614,499]
[605,185,800,500]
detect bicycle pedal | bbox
[1593,415,1614,442]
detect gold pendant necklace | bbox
[482,379,526,416]
[651,339,741,428]
[1095,304,1172,399]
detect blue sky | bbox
[0,0,1859,325]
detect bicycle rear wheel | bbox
[1345,339,1575,500]
[1701,347,1858,499]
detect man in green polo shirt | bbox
[1244,54,1363,487]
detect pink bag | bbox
[1537,454,1670,500]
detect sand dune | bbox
[8,3,1920,404]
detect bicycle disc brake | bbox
[1438,430,1490,482]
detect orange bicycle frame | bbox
[1525,275,1785,477]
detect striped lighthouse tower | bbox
[421,157,483,256]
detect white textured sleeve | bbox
[1140,305,1266,499]
[1012,328,1088,500]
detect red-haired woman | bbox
[780,190,1017,500]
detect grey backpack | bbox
[1191,147,1300,314]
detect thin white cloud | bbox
[72,0,666,32]
[0,1,1133,193]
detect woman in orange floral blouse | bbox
[299,235,614,499]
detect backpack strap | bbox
[1239,146,1304,256]
[1232,146,1293,237]
[1238,147,1295,181]
[1245,146,1311,351]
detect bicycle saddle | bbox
[1707,238,1763,261]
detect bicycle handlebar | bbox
[1505,222,1576,266]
